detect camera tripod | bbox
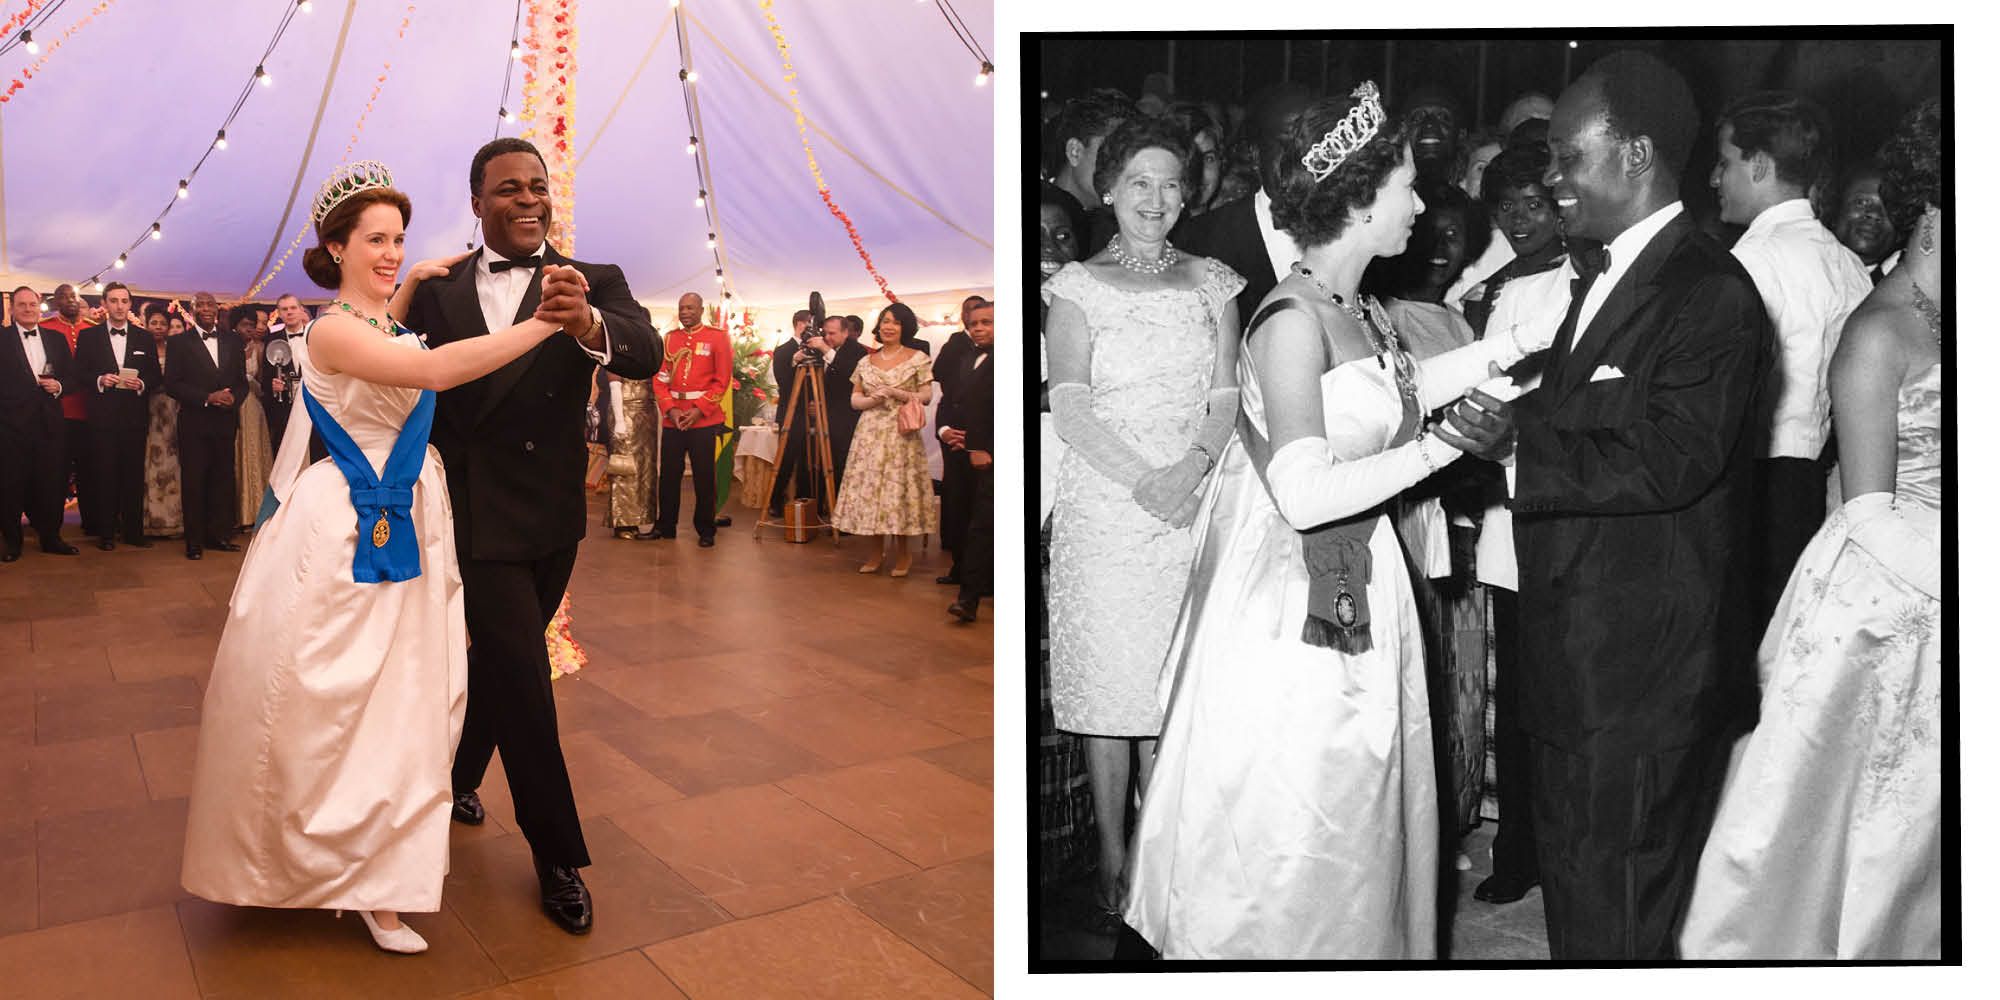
[754,358,841,543]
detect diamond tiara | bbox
[1301,82,1387,182]
[311,160,397,228]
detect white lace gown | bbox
[1680,363,1941,959]
[1041,259,1244,737]
[1123,353,1438,959]
[182,325,467,913]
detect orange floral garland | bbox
[1,0,120,106]
[757,0,897,302]
[519,0,577,254]
[0,0,51,39]
[239,2,417,302]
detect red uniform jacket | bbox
[653,324,731,429]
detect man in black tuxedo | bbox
[1176,82,1314,323]
[1448,51,1770,959]
[1050,91,1137,257]
[823,314,866,496]
[258,293,312,449]
[767,309,828,518]
[940,299,993,622]
[75,283,161,550]
[404,137,663,935]
[3,286,80,560]
[164,292,246,560]
[932,294,985,587]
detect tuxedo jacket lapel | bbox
[473,249,557,426]
[1551,216,1688,405]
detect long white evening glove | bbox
[1132,387,1242,524]
[1263,432,1463,531]
[1408,324,1544,410]
[1190,386,1241,464]
[1048,381,1153,491]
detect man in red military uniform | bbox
[654,291,732,547]
[39,284,98,540]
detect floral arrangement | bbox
[729,307,777,424]
[520,0,578,253]
[546,591,586,679]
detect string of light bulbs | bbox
[80,0,316,293]
[0,0,66,59]
[468,0,527,250]
[672,2,733,302]
[926,0,993,86]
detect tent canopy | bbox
[0,0,994,321]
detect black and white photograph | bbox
[1030,27,1951,965]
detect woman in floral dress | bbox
[833,302,936,576]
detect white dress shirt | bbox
[1252,189,1302,284]
[1472,264,1574,592]
[16,324,49,380]
[476,242,610,365]
[1729,198,1874,459]
[190,324,223,369]
[1573,200,1684,352]
[98,325,135,391]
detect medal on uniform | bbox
[372,510,391,548]
[1333,570,1358,629]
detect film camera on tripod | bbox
[755,292,841,544]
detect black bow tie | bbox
[20,329,36,340]
[489,254,542,273]
[1569,244,1611,281]
[197,330,215,340]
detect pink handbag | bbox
[896,396,925,434]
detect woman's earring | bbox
[1920,214,1937,256]
[1365,213,1374,224]
[1102,194,1113,206]
[331,253,342,265]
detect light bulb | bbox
[114,255,127,269]
[215,130,228,150]
[706,233,717,249]
[1568,41,1578,49]
[510,41,522,60]
[93,280,105,292]
[686,137,698,154]
[177,180,190,199]
[500,106,514,122]
[256,65,271,86]
[150,223,162,240]
[976,62,993,86]
[21,30,34,55]
[695,190,707,208]
[299,0,312,11]
[686,70,699,83]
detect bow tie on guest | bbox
[488,254,542,273]
[20,328,36,339]
[1569,244,1611,282]
[198,330,215,340]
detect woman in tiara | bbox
[1121,83,1559,958]
[182,161,579,954]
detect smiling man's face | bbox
[475,151,552,258]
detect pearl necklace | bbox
[1291,262,1419,402]
[1912,284,1942,345]
[1108,235,1179,276]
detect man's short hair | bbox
[1718,90,1832,191]
[470,137,547,197]
[1584,50,1699,180]
[1054,91,1138,149]
[10,285,36,301]
[966,298,994,317]
[101,281,131,300]
[792,309,813,327]
[276,292,302,306]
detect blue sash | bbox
[301,384,436,584]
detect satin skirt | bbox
[1680,495,1940,959]
[1123,440,1439,958]
[182,451,467,912]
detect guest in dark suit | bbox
[1454,51,1771,960]
[943,299,993,623]
[403,137,663,935]
[3,286,80,560]
[1176,82,1315,324]
[767,309,827,517]
[165,291,248,559]
[1050,91,1138,257]
[258,293,313,449]
[823,314,867,495]
[40,283,99,537]
[75,283,161,550]
[932,294,985,586]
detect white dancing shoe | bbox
[343,910,429,954]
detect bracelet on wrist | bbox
[1416,429,1439,474]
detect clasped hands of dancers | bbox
[180,138,666,954]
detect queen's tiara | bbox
[1301,82,1386,182]
[311,160,396,228]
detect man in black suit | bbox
[258,293,312,449]
[1050,91,1137,258]
[823,314,866,496]
[3,286,80,560]
[404,137,663,935]
[1448,51,1770,959]
[767,309,828,518]
[75,283,161,550]
[932,294,985,587]
[164,292,246,560]
[940,299,993,622]
[1176,82,1314,323]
